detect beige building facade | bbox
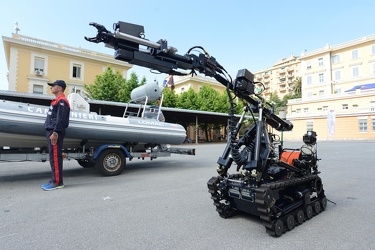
[3,34,132,95]
[283,34,375,141]
[170,75,226,94]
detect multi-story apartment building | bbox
[3,33,132,95]
[283,35,375,141]
[253,55,300,99]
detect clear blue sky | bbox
[1,0,374,90]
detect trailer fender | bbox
[92,144,132,160]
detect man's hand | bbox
[50,132,58,145]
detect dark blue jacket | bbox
[44,94,70,134]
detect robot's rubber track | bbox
[207,176,237,218]
[255,175,327,236]
[207,175,327,237]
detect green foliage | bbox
[162,87,178,107]
[176,88,198,109]
[268,91,283,110]
[292,76,302,97]
[119,72,141,101]
[215,91,231,113]
[196,85,220,111]
[279,77,302,109]
[85,66,126,102]
[162,84,244,115]
[84,67,145,102]
[265,76,302,113]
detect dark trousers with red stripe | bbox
[46,131,65,186]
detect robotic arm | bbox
[85,21,293,132]
[85,21,219,77]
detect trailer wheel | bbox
[96,149,126,176]
[77,159,96,168]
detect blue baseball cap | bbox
[48,80,66,90]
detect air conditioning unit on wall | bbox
[35,70,43,76]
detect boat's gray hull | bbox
[0,100,186,148]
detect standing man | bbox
[41,80,70,191]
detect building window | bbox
[319,90,324,96]
[73,64,81,78]
[322,106,328,111]
[336,88,341,94]
[318,58,324,66]
[34,57,45,74]
[306,61,311,69]
[334,70,341,81]
[371,101,375,111]
[307,92,313,97]
[180,87,185,93]
[307,75,312,85]
[33,84,44,94]
[342,104,348,109]
[352,49,359,59]
[303,108,309,113]
[372,118,375,131]
[371,62,375,75]
[371,45,375,55]
[332,55,340,64]
[358,119,367,132]
[351,66,360,78]
[70,61,84,81]
[296,108,301,113]
[306,121,313,131]
[318,73,324,83]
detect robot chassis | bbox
[86,21,327,237]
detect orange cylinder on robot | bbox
[280,150,300,166]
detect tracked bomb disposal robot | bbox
[86,21,327,236]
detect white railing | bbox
[12,33,112,60]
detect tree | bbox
[118,72,144,102]
[195,85,221,141]
[292,76,302,97]
[215,91,231,113]
[162,87,178,107]
[177,88,198,110]
[85,66,126,102]
[85,67,146,102]
[279,77,302,109]
[268,91,283,111]
[196,85,220,111]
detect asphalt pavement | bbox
[1,141,375,249]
